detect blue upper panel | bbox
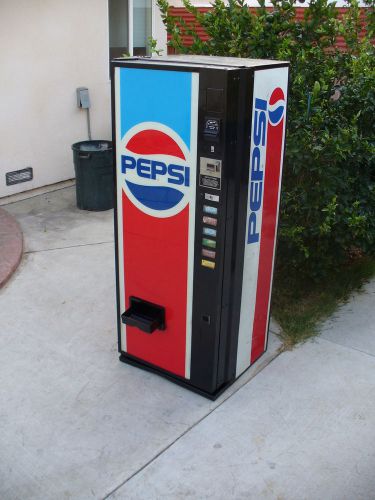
[119,68,192,149]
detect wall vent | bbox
[6,167,33,186]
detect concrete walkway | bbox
[1,187,374,500]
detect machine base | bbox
[119,352,233,400]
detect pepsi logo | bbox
[120,122,192,218]
[268,88,285,126]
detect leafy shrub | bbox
[157,0,375,280]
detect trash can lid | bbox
[72,140,112,152]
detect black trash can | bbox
[72,140,114,211]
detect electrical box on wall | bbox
[76,87,90,109]
[111,55,289,399]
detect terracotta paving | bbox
[0,207,23,288]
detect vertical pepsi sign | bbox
[236,67,288,376]
[114,67,199,379]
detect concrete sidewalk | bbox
[1,187,374,500]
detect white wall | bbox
[153,0,168,54]
[0,0,112,198]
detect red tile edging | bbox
[167,6,370,52]
[0,208,23,289]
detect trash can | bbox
[72,140,114,211]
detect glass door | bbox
[109,0,129,59]
[109,0,152,59]
[133,0,152,56]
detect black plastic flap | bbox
[121,296,166,334]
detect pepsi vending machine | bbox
[111,56,289,399]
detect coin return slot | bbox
[202,314,211,324]
[206,163,217,173]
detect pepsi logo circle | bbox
[268,88,285,126]
[120,122,192,218]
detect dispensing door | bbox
[114,65,199,379]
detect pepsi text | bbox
[248,98,267,244]
[121,155,190,186]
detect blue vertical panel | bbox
[120,68,192,147]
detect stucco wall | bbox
[153,1,168,54]
[0,0,112,198]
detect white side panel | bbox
[236,67,288,377]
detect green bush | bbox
[158,0,375,280]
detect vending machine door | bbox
[114,65,199,379]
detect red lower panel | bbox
[250,122,283,363]
[122,191,189,377]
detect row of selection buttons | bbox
[201,202,218,270]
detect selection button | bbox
[203,227,217,237]
[202,248,216,259]
[203,205,218,215]
[202,238,216,249]
[203,216,217,226]
[201,259,215,270]
[205,193,220,203]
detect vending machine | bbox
[111,55,289,399]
